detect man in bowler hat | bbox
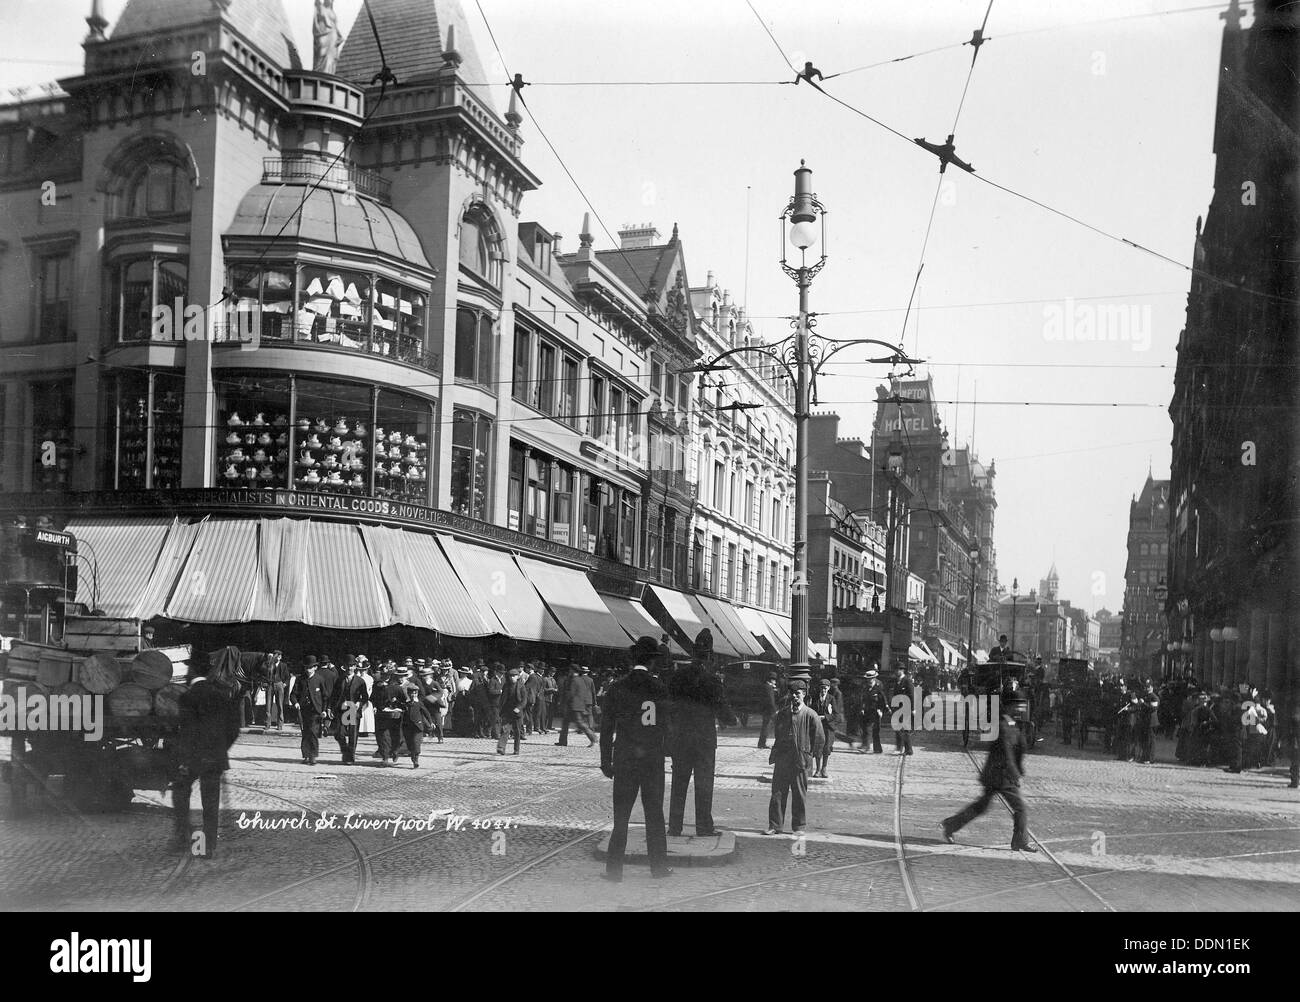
[335,657,369,765]
[941,710,1037,852]
[556,663,597,746]
[600,636,673,880]
[497,665,526,755]
[293,656,330,766]
[667,629,725,838]
[765,680,825,835]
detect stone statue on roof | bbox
[313,0,342,75]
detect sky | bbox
[0,0,1236,616]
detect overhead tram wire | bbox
[472,0,655,301]
[798,73,1300,312]
[203,0,397,311]
[745,0,798,76]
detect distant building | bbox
[1120,474,1170,674]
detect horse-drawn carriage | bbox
[962,655,1036,746]
[1056,658,1119,749]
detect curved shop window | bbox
[108,255,189,343]
[110,370,185,490]
[214,373,431,501]
[450,409,492,520]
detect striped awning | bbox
[250,517,310,622]
[164,518,258,623]
[63,516,173,618]
[695,595,766,658]
[735,605,790,660]
[303,520,393,629]
[402,532,502,636]
[598,595,687,656]
[759,609,793,652]
[438,537,568,643]
[515,557,632,649]
[644,585,726,656]
[136,519,203,619]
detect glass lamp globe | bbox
[788,220,819,251]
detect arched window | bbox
[113,161,192,219]
[459,203,502,287]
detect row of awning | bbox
[62,516,804,659]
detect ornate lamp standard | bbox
[1010,577,1019,656]
[683,162,920,683]
[966,542,980,666]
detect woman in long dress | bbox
[359,665,376,736]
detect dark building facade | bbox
[1122,475,1171,674]
[1166,0,1298,692]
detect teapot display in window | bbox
[227,412,244,427]
[333,418,349,435]
[313,418,329,433]
[252,413,267,427]
[228,447,246,463]
[259,464,274,481]
[302,469,321,485]
[297,448,317,468]
[244,466,259,482]
[257,431,273,446]
[226,431,242,445]
[305,433,322,449]
[353,421,367,437]
[325,470,345,487]
[349,474,364,489]
[321,454,339,470]
[273,414,289,428]
[327,436,343,452]
[297,417,311,431]
[252,449,268,463]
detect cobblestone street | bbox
[3,724,1297,912]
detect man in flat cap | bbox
[666,629,725,838]
[811,677,844,778]
[765,679,825,835]
[600,636,673,880]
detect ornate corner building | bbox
[1166,0,1297,693]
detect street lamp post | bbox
[1010,577,1018,656]
[879,435,905,678]
[682,162,921,684]
[966,543,979,667]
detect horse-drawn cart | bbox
[1,617,189,814]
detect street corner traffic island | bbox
[594,825,739,867]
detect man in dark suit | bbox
[811,677,844,778]
[757,673,778,749]
[524,662,548,735]
[264,651,288,731]
[292,656,331,766]
[372,667,408,765]
[335,657,369,765]
[941,711,1037,851]
[890,668,915,755]
[667,629,725,838]
[600,636,673,881]
[556,663,597,746]
[497,666,526,755]
[860,669,887,753]
[989,635,1012,663]
[765,680,825,835]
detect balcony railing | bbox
[262,154,391,204]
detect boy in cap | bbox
[764,680,825,835]
[600,637,673,879]
[497,665,527,755]
[811,677,843,778]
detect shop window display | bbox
[297,266,371,347]
[450,409,491,519]
[374,388,430,502]
[227,263,295,342]
[216,375,293,489]
[115,371,184,489]
[293,379,374,494]
[31,379,74,492]
[374,278,427,364]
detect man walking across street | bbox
[811,677,843,778]
[667,629,725,838]
[556,663,597,746]
[600,637,674,880]
[941,711,1038,852]
[765,680,825,835]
